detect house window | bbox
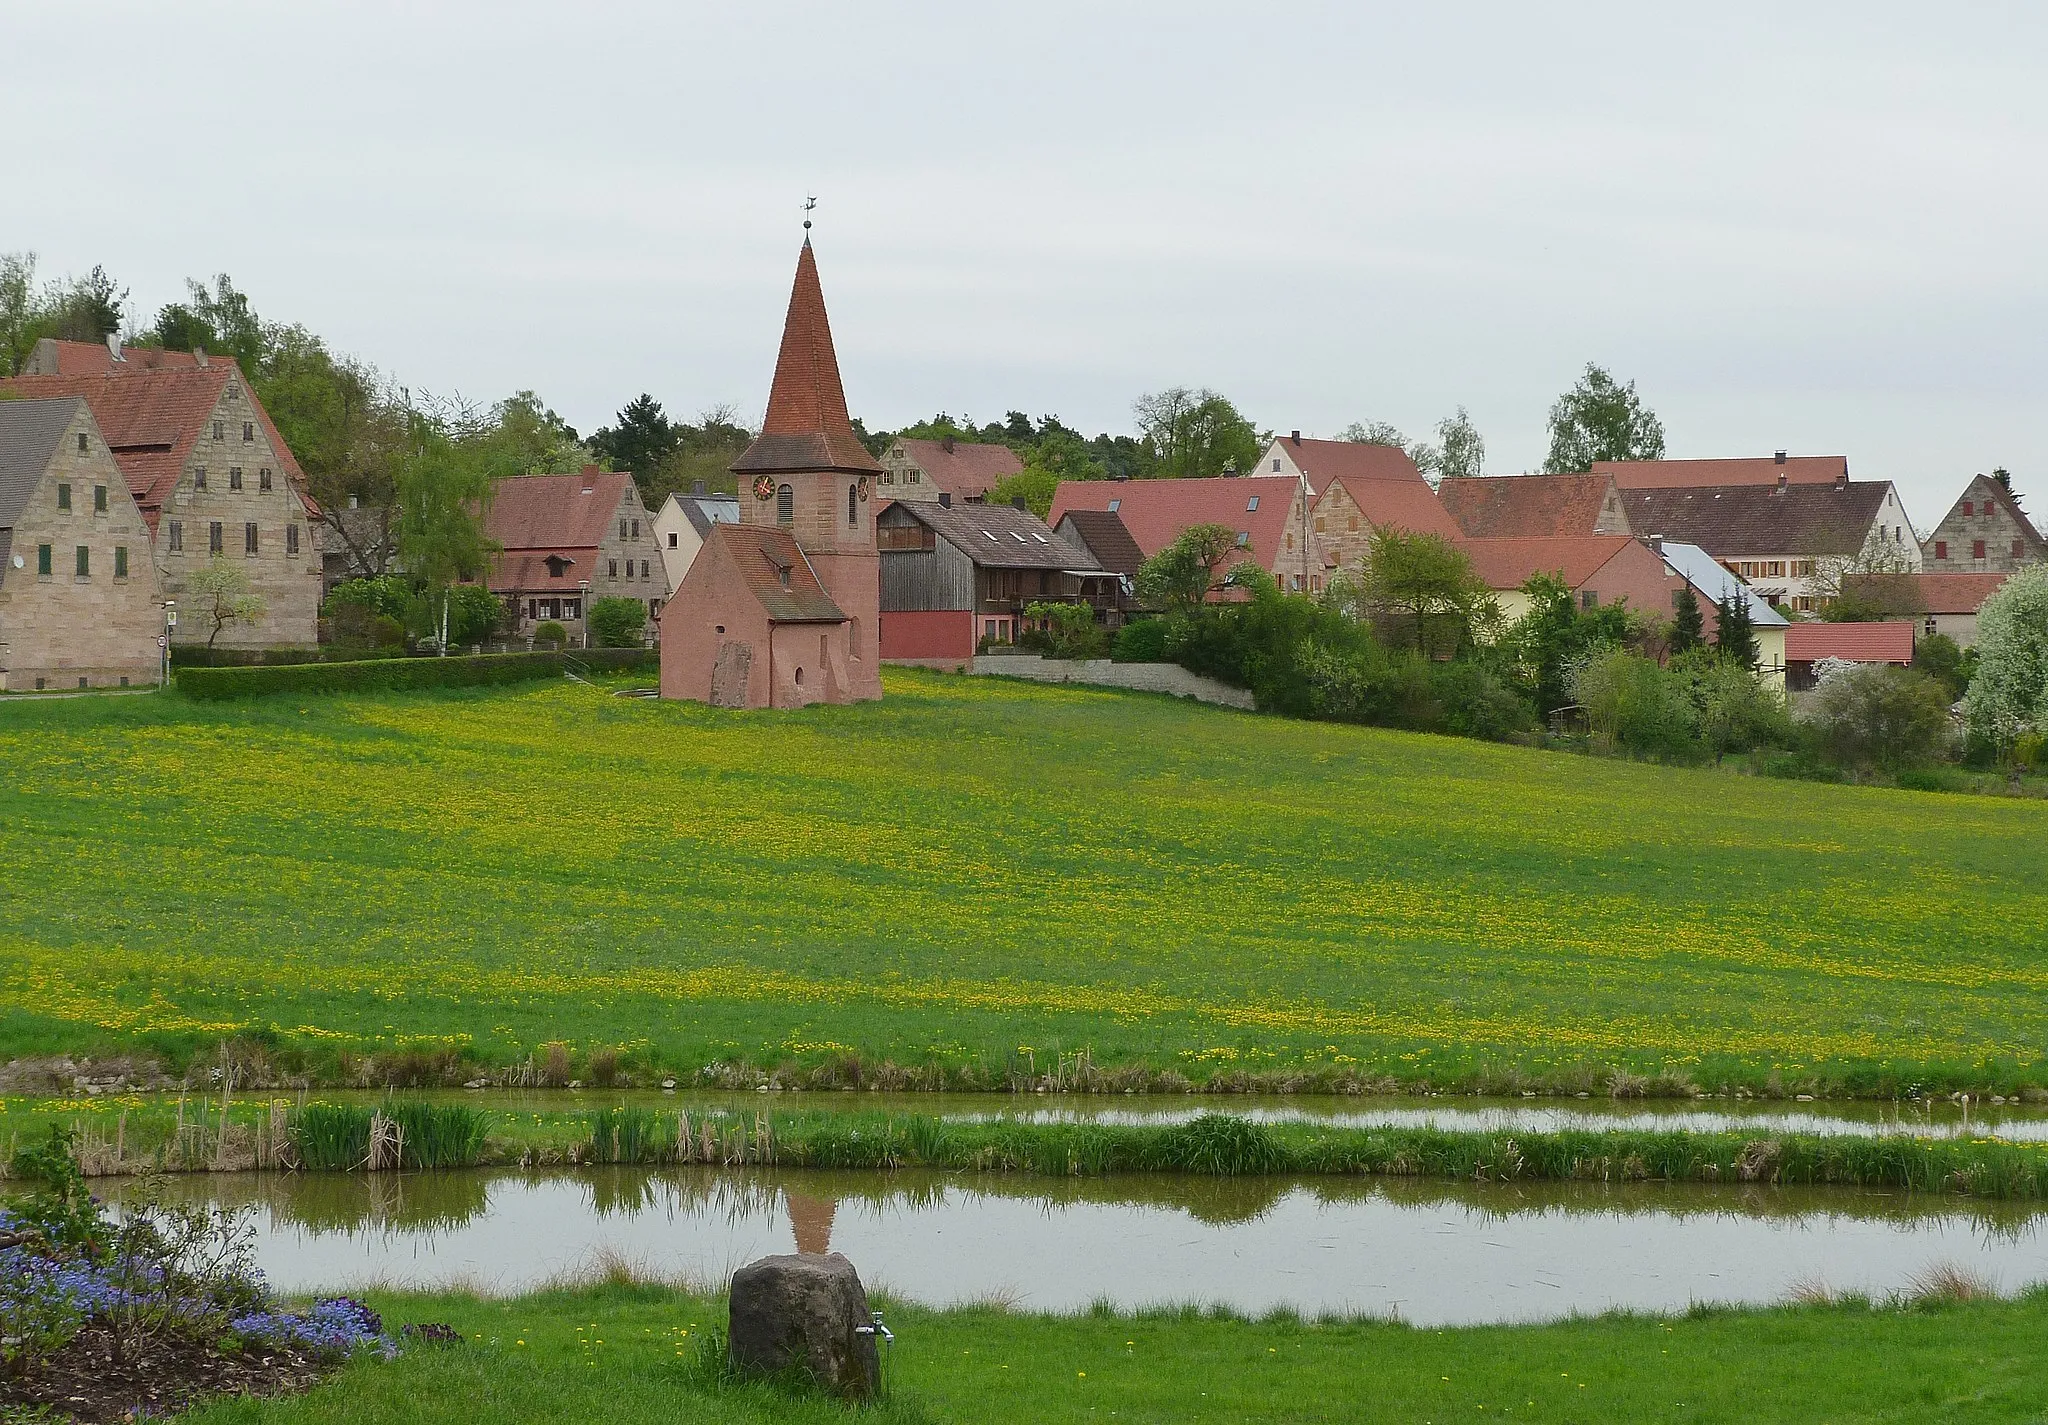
[1765,561,1784,578]
[1580,590,1598,609]
[609,559,619,577]
[1107,498,1120,512]
[908,469,920,483]
[243,421,254,442]
[76,432,88,453]
[1315,517,1326,532]
[2014,540,2027,559]
[94,485,108,513]
[1235,531,1250,547]
[168,521,183,552]
[1973,540,1987,559]
[75,545,90,577]
[1246,495,1260,512]
[1285,533,1294,550]
[259,468,272,491]
[213,421,225,441]
[631,519,640,538]
[230,468,243,491]
[1272,458,1281,472]
[194,468,207,490]
[777,484,793,525]
[226,384,239,400]
[668,532,678,548]
[619,520,629,540]
[57,483,71,510]
[36,543,51,577]
[794,666,804,687]
[640,559,649,578]
[115,546,128,578]
[245,522,259,554]
[849,484,858,524]
[1963,501,1974,515]
[210,521,223,554]
[1935,540,1948,560]
[286,524,300,555]
[565,599,581,620]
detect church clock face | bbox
[753,475,776,501]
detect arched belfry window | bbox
[776,484,793,525]
[848,484,858,525]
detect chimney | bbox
[1646,534,1664,554]
[348,494,359,510]
[193,346,208,368]
[938,491,952,508]
[105,331,123,362]
[1776,470,1787,492]
[1835,470,1849,489]
[1774,449,1786,464]
[1222,463,1239,478]
[942,436,955,454]
[692,479,706,495]
[1011,495,1028,511]
[1290,430,1301,445]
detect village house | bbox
[1921,472,2045,573]
[1783,621,1914,693]
[1052,508,1146,599]
[652,486,740,590]
[1437,472,1631,539]
[1593,452,1853,489]
[315,498,399,594]
[1653,539,1791,687]
[877,496,1114,665]
[1258,434,1462,579]
[1047,473,1318,595]
[1854,572,2013,648]
[877,436,1022,505]
[0,397,164,689]
[2,337,322,648]
[661,238,882,709]
[483,468,668,643]
[1459,534,1685,625]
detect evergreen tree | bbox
[1670,586,1704,653]
[1715,594,1758,671]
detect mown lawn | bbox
[183,1283,2048,1424]
[1,670,2044,1090]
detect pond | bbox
[122,1168,2048,1327]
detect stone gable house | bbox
[1258,435,1462,581]
[1921,472,2045,573]
[1,339,321,648]
[661,239,882,708]
[483,468,668,642]
[878,437,1021,505]
[1437,472,1631,539]
[0,396,163,689]
[877,497,1113,664]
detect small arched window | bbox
[848,484,858,525]
[776,484,793,525]
[794,666,805,687]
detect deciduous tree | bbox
[187,558,268,649]
[1963,564,2048,750]
[1132,387,1260,479]
[1137,523,1241,611]
[1542,364,1665,473]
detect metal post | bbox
[161,600,177,690]
[579,580,592,649]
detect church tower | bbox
[730,238,884,700]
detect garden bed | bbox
[4,1320,339,1423]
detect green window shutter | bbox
[57,483,71,510]
[75,545,90,577]
[94,485,108,513]
[36,544,51,576]
[116,546,129,578]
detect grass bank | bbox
[15,1098,2048,1199]
[3,672,2047,1096]
[181,1280,2048,1424]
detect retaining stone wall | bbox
[968,655,1254,709]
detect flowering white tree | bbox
[1964,565,2048,750]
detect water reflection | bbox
[112,1168,2048,1326]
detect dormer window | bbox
[544,554,572,578]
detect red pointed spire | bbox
[732,240,882,475]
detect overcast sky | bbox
[10,2,2046,524]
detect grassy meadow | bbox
[181,1282,2048,1424]
[1,670,2044,1094]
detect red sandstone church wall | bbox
[660,552,771,706]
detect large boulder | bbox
[727,1252,881,1400]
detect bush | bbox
[322,575,411,622]
[1798,661,1955,771]
[534,620,569,647]
[588,597,647,649]
[1570,649,1699,760]
[1021,601,1107,659]
[1428,658,1534,741]
[1111,617,1170,662]
[1683,652,1794,759]
[177,652,564,700]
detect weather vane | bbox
[803,195,817,232]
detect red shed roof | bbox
[1783,621,1914,664]
[1898,572,2012,615]
[1046,475,1303,573]
[1438,473,1618,538]
[1458,535,1640,591]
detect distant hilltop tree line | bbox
[5,253,1679,535]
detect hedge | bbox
[572,648,660,674]
[171,646,391,668]
[176,652,567,700]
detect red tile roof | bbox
[0,356,311,531]
[489,548,602,594]
[1046,475,1303,574]
[1594,455,1847,488]
[1783,621,1914,663]
[1896,572,2012,615]
[1281,438,1462,540]
[893,438,1022,501]
[1457,535,1640,591]
[484,469,635,551]
[1438,473,1618,538]
[731,241,882,476]
[1053,509,1146,576]
[31,340,205,376]
[711,523,847,623]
